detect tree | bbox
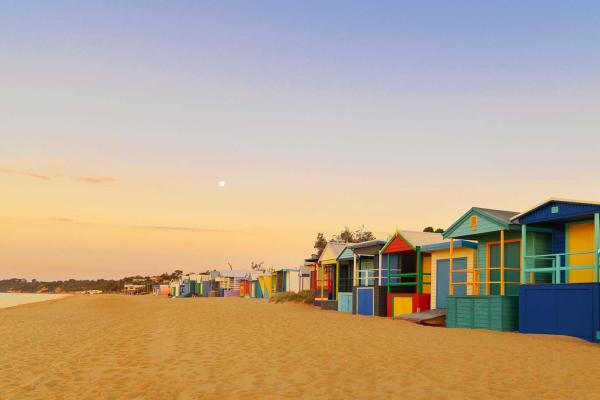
[250,261,265,273]
[336,227,354,243]
[352,225,375,242]
[423,227,434,233]
[434,228,444,233]
[313,233,328,256]
[313,226,376,256]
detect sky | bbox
[1,1,600,280]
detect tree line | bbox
[0,271,188,294]
[311,225,445,257]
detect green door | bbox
[489,242,520,295]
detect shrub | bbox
[268,290,314,305]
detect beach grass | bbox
[268,290,314,304]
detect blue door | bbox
[436,258,467,308]
[338,293,353,313]
[357,288,374,315]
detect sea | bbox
[0,293,70,309]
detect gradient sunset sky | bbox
[2,1,600,280]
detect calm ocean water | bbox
[0,293,70,309]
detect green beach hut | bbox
[442,207,523,331]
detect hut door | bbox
[567,221,595,283]
[489,241,520,295]
[357,288,374,315]
[436,258,467,308]
[360,260,375,286]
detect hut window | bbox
[470,215,478,230]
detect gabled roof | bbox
[337,246,354,261]
[347,240,386,249]
[337,240,386,260]
[381,230,444,253]
[511,198,600,223]
[318,241,348,263]
[220,270,251,278]
[443,207,519,239]
[474,207,518,224]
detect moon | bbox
[218,180,226,188]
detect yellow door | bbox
[568,222,595,283]
[393,297,413,316]
[422,256,431,294]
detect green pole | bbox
[594,213,599,282]
[387,253,390,294]
[417,246,422,295]
[521,224,527,284]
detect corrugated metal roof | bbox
[473,207,519,224]
[347,240,386,249]
[318,241,348,262]
[219,270,251,278]
[398,230,445,247]
[337,246,354,261]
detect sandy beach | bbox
[2,295,600,400]
[0,293,71,309]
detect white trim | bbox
[378,253,383,286]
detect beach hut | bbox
[317,242,347,309]
[252,273,266,298]
[380,231,442,318]
[201,280,212,297]
[177,277,196,297]
[512,198,600,342]
[169,281,179,297]
[442,207,522,331]
[304,256,319,293]
[153,284,171,296]
[274,268,302,293]
[258,274,274,299]
[348,240,387,316]
[335,244,356,313]
[420,240,478,309]
[219,270,247,297]
[193,273,211,296]
[240,276,254,298]
[299,266,312,291]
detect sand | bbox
[2,295,600,400]
[0,293,71,309]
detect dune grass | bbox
[268,290,314,305]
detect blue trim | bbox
[421,240,477,252]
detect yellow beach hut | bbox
[420,240,478,309]
[316,241,347,309]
